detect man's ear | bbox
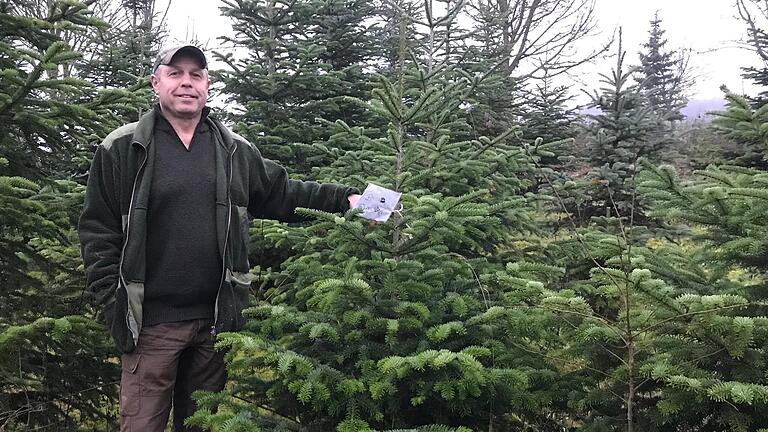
[150,73,160,92]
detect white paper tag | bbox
[354,183,402,222]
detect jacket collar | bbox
[131,108,157,148]
[205,115,236,152]
[132,104,222,148]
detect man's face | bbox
[150,53,210,121]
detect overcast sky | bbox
[156,0,759,101]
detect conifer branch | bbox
[230,394,302,426]
[506,340,628,399]
[636,303,752,336]
[540,304,629,356]
[0,380,119,429]
[448,252,490,309]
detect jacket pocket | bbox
[110,281,136,354]
[227,270,254,331]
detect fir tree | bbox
[189,4,566,431]
[214,0,377,176]
[374,0,423,76]
[77,0,160,87]
[538,217,767,431]
[213,0,384,314]
[0,1,145,429]
[0,1,141,179]
[74,0,167,121]
[627,159,768,430]
[518,80,578,146]
[709,86,768,169]
[516,79,579,181]
[578,31,658,223]
[528,113,768,432]
[533,93,768,431]
[742,65,768,106]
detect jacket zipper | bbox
[119,142,148,345]
[212,144,237,336]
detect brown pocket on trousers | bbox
[119,352,141,416]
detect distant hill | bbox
[578,99,727,122]
[681,99,726,120]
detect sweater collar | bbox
[132,104,214,148]
[153,104,211,134]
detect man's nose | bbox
[180,73,193,86]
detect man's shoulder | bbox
[220,124,259,154]
[231,131,255,150]
[101,122,139,150]
[205,115,251,148]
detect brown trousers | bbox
[119,319,226,432]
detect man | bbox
[78,44,360,431]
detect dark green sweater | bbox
[143,107,220,326]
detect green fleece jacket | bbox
[78,108,357,353]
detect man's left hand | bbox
[348,194,361,209]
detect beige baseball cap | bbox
[152,44,207,72]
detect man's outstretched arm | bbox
[248,153,359,222]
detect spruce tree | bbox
[632,13,690,172]
[634,12,687,124]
